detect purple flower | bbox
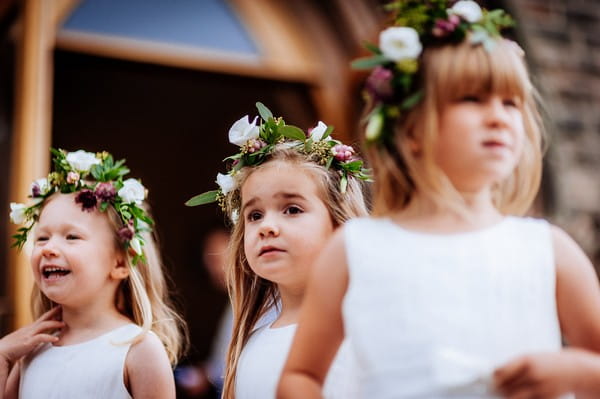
[332,144,355,162]
[74,189,97,212]
[432,15,461,38]
[366,66,394,101]
[31,183,41,197]
[95,182,116,202]
[118,222,135,242]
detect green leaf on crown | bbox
[351,55,389,70]
[185,190,219,206]
[322,125,334,140]
[256,102,273,122]
[280,126,306,141]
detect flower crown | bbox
[185,102,370,221]
[352,0,516,145]
[9,148,153,264]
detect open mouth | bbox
[42,266,71,279]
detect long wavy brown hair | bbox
[221,147,368,398]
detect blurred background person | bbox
[176,227,231,398]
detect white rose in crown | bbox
[66,150,101,172]
[118,179,146,204]
[229,115,260,146]
[379,27,422,62]
[450,0,483,23]
[9,202,27,224]
[216,173,235,195]
[310,121,328,141]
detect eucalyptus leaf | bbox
[280,126,306,141]
[256,102,273,121]
[325,156,333,170]
[351,55,389,70]
[364,41,382,55]
[400,90,423,110]
[322,125,334,140]
[185,190,219,206]
[340,173,348,194]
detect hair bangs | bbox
[427,39,529,107]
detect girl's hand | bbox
[0,307,64,367]
[493,351,577,399]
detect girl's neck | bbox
[395,189,504,233]
[272,284,305,327]
[57,303,130,344]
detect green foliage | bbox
[10,148,154,265]
[354,0,517,147]
[185,190,220,206]
[186,102,372,213]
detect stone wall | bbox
[508,0,600,268]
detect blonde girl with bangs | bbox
[279,1,600,398]
[186,104,369,399]
[1,149,186,399]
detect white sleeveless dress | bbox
[19,323,142,399]
[342,216,571,398]
[235,322,360,398]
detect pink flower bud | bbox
[66,171,80,184]
[332,144,355,162]
[448,14,460,26]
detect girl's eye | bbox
[247,211,262,222]
[66,234,80,240]
[284,205,303,215]
[460,95,481,103]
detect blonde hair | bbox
[367,38,544,217]
[221,146,368,398]
[31,195,188,365]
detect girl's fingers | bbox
[30,334,59,346]
[32,320,65,334]
[37,306,62,321]
[494,357,530,388]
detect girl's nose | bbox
[258,216,280,238]
[485,97,511,127]
[41,243,59,258]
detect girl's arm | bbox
[495,225,600,397]
[0,306,64,398]
[277,230,348,399]
[125,332,176,399]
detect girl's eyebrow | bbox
[274,192,307,201]
[241,192,308,212]
[35,222,84,232]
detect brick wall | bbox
[508,0,600,268]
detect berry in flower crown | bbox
[185,102,371,221]
[352,0,516,145]
[9,148,153,264]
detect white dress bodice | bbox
[19,323,142,399]
[342,217,565,398]
[235,322,360,398]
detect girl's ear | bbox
[110,254,130,280]
[405,133,422,156]
[408,138,421,155]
